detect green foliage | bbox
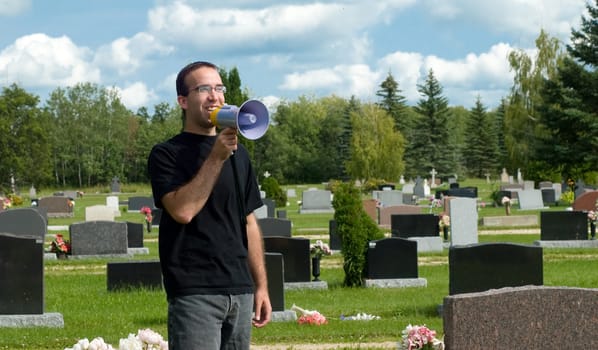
[332,182,383,287]
[260,176,287,207]
[463,97,500,177]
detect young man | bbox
[148,61,271,349]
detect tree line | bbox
[0,2,596,192]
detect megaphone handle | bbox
[230,153,247,227]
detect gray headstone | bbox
[523,180,535,191]
[365,238,418,279]
[263,237,310,283]
[69,221,128,255]
[401,183,414,194]
[286,188,296,198]
[518,190,547,210]
[0,208,47,242]
[0,233,44,314]
[448,243,543,295]
[299,190,333,213]
[38,196,73,218]
[449,197,478,246]
[254,205,268,219]
[540,211,588,240]
[262,198,276,218]
[443,286,598,349]
[111,177,121,193]
[106,196,121,217]
[258,218,292,238]
[265,253,285,312]
[85,205,115,221]
[127,196,154,212]
[413,177,425,198]
[373,190,403,207]
[538,181,552,189]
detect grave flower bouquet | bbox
[291,304,328,325]
[310,240,332,259]
[398,324,444,350]
[1,196,11,210]
[438,214,450,229]
[50,234,71,254]
[140,206,153,223]
[64,328,168,350]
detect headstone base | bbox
[284,281,328,290]
[0,313,64,328]
[533,240,598,248]
[271,310,298,322]
[298,209,334,214]
[68,253,133,260]
[407,237,443,253]
[128,247,150,255]
[481,215,538,227]
[363,278,427,288]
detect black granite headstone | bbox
[391,214,439,238]
[265,253,285,312]
[449,243,543,295]
[127,196,154,212]
[151,208,162,226]
[447,187,478,198]
[541,189,557,205]
[258,218,292,237]
[107,261,162,291]
[69,221,128,255]
[263,237,310,282]
[540,211,588,240]
[365,238,418,279]
[125,222,144,248]
[328,219,342,250]
[276,210,287,219]
[0,233,44,314]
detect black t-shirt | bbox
[148,132,263,298]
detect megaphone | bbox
[209,100,270,140]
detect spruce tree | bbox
[464,97,500,177]
[376,71,409,133]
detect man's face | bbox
[178,66,225,134]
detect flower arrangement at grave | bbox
[49,234,71,256]
[1,196,11,210]
[428,196,442,214]
[291,304,328,325]
[340,312,381,321]
[398,324,444,350]
[310,240,332,259]
[140,206,153,232]
[64,328,168,350]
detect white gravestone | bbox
[106,196,121,217]
[449,198,478,246]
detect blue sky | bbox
[0,0,588,113]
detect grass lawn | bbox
[0,180,596,349]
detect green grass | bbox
[1,181,595,349]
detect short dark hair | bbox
[175,61,219,96]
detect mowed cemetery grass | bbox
[1,179,597,349]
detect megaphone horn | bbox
[209,100,270,140]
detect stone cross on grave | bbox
[430,168,437,188]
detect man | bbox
[148,61,271,349]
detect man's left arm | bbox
[246,213,271,327]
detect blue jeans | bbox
[168,293,254,350]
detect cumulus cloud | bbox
[110,82,157,111]
[94,32,174,76]
[0,33,100,87]
[0,0,31,16]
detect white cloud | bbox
[0,33,100,87]
[0,0,31,16]
[94,32,174,76]
[110,82,157,111]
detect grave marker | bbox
[258,218,292,238]
[69,221,128,255]
[299,190,333,213]
[263,237,310,283]
[449,197,478,246]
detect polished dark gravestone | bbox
[365,238,418,279]
[328,219,342,250]
[125,222,144,248]
[0,233,44,314]
[127,196,154,212]
[540,211,588,240]
[258,218,292,238]
[151,208,162,226]
[263,237,310,283]
[391,213,439,238]
[447,186,478,198]
[69,221,128,255]
[107,261,162,291]
[262,198,276,218]
[449,243,543,295]
[265,253,285,312]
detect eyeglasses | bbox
[191,84,227,94]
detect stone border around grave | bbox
[533,240,598,248]
[363,278,427,288]
[0,312,64,328]
[270,310,298,322]
[284,281,328,290]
